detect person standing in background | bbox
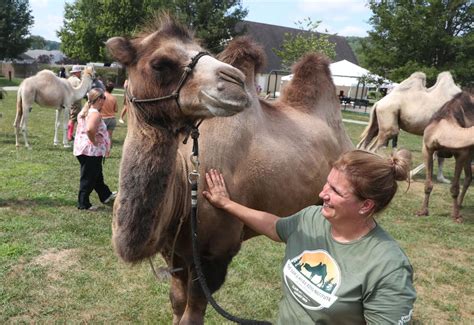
[58,67,66,78]
[73,88,116,211]
[119,79,129,124]
[67,65,83,141]
[101,81,118,157]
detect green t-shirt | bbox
[276,205,416,325]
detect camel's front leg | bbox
[179,255,234,325]
[53,107,69,147]
[62,106,71,147]
[436,157,451,184]
[20,109,31,148]
[450,153,469,223]
[417,146,434,216]
[53,108,61,146]
[458,156,472,208]
[164,253,189,325]
[14,116,22,148]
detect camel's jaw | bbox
[197,88,251,117]
[178,58,251,118]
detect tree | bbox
[273,17,336,70]
[0,0,34,59]
[29,35,47,50]
[58,0,247,62]
[363,0,473,86]
[36,54,52,64]
[172,0,248,53]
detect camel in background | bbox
[357,71,461,183]
[14,67,95,148]
[107,14,353,324]
[416,92,474,223]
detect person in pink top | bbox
[73,88,116,211]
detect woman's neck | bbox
[331,217,376,243]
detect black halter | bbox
[125,51,209,111]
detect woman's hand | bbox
[203,169,231,209]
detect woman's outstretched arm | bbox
[203,169,282,242]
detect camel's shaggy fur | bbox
[107,14,353,324]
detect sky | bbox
[29,0,373,42]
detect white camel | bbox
[357,71,462,183]
[14,66,95,148]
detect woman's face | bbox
[318,168,365,223]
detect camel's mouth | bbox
[198,90,250,117]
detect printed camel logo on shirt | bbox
[283,250,341,310]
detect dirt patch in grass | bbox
[31,248,80,280]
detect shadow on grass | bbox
[0,197,76,208]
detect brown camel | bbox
[358,71,461,183]
[416,92,474,223]
[14,67,95,148]
[107,15,353,324]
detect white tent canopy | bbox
[330,60,373,86]
[281,60,394,88]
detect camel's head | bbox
[82,66,96,81]
[106,14,250,127]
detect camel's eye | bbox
[151,57,177,72]
[150,57,178,84]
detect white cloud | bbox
[298,0,369,14]
[31,14,63,41]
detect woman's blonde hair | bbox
[333,149,412,215]
[78,87,105,118]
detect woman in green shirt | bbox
[203,149,416,324]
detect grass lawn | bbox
[0,76,23,87]
[1,90,472,323]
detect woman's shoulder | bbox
[367,226,412,266]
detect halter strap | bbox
[126,51,210,111]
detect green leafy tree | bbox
[29,35,46,49]
[58,0,156,62]
[172,0,248,53]
[273,17,336,70]
[0,0,34,59]
[58,0,247,62]
[363,0,473,86]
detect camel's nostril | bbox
[218,70,245,89]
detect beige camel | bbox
[357,71,462,182]
[14,67,95,148]
[416,92,474,223]
[107,15,353,324]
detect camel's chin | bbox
[199,90,249,117]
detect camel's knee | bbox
[170,271,188,324]
[450,184,460,199]
[424,181,433,194]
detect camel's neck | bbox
[113,123,190,262]
[72,77,91,101]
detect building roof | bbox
[24,49,66,63]
[236,21,359,74]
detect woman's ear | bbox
[359,199,375,215]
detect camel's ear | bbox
[106,37,136,66]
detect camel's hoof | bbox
[453,216,463,224]
[416,210,429,217]
[437,177,451,184]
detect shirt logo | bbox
[283,250,341,310]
